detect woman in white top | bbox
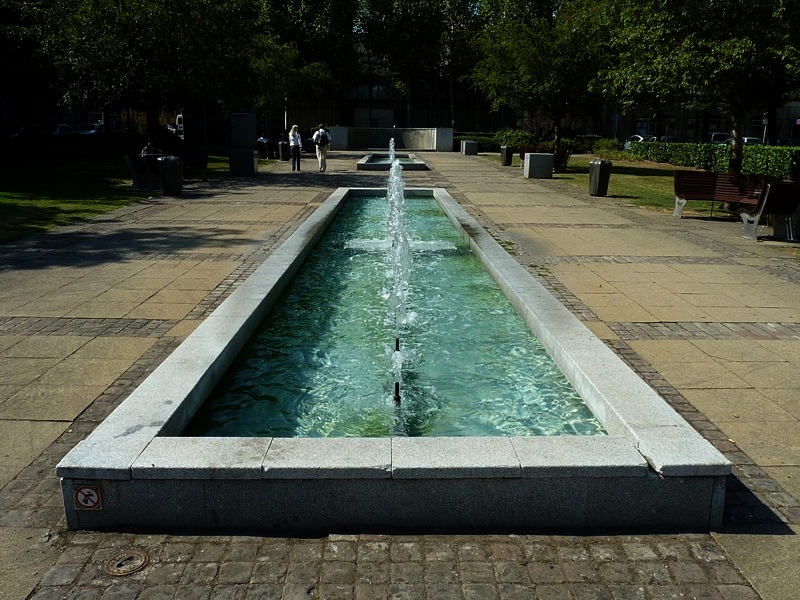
[288,124,302,172]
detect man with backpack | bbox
[312,124,331,172]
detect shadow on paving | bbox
[722,474,796,535]
[0,222,259,271]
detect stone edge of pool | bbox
[357,153,429,170]
[56,187,730,534]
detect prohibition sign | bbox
[74,485,102,510]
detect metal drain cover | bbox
[104,549,149,576]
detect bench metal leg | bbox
[673,196,687,218]
[740,212,759,240]
[771,216,797,242]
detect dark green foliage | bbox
[628,142,729,172]
[627,142,800,179]
[454,133,500,152]
[740,146,800,179]
[591,138,623,158]
[494,129,535,149]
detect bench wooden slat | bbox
[673,170,763,218]
[714,174,761,209]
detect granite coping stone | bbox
[390,437,522,478]
[132,437,271,479]
[263,438,391,478]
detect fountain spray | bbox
[386,140,409,404]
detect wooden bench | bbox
[673,170,762,218]
[741,181,800,241]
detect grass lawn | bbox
[0,157,143,244]
[484,152,723,219]
[0,152,242,245]
[561,154,678,213]
[0,150,720,246]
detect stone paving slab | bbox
[1,151,799,598]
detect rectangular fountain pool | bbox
[184,193,604,438]
[57,188,730,534]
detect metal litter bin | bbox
[279,141,289,161]
[157,155,183,196]
[500,146,513,166]
[589,159,612,196]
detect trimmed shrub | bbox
[494,129,535,150]
[740,145,800,179]
[593,138,623,158]
[454,132,500,153]
[626,140,800,178]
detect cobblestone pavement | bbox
[2,152,797,599]
[30,532,759,599]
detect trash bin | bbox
[588,159,612,196]
[279,141,289,161]
[157,155,183,196]
[500,146,513,166]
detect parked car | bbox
[7,123,44,139]
[741,137,762,145]
[51,124,75,135]
[659,135,678,143]
[708,132,730,144]
[623,134,656,151]
[78,123,104,135]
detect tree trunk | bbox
[728,111,745,174]
[767,101,777,145]
[553,116,561,149]
[146,106,161,138]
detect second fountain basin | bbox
[357,153,429,170]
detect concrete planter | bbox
[524,153,553,178]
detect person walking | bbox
[312,124,331,172]
[288,124,302,172]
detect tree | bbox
[588,0,800,172]
[471,0,604,144]
[43,0,271,134]
[263,0,361,124]
[438,0,482,129]
[0,0,59,128]
[355,0,450,126]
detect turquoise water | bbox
[184,195,605,438]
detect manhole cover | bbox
[103,549,149,576]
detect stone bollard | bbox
[523,153,553,179]
[461,140,478,155]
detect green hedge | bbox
[453,132,501,153]
[628,141,800,178]
[491,131,601,154]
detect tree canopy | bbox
[471,0,605,143]
[580,0,800,169]
[2,0,799,156]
